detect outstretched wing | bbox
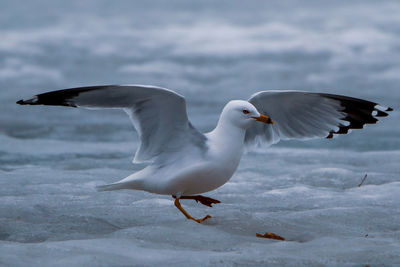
[245,90,392,148]
[17,85,206,163]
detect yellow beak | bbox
[252,114,274,124]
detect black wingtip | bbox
[326,132,334,139]
[375,110,389,117]
[321,94,393,140]
[16,96,39,105]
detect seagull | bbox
[17,85,392,223]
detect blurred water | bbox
[1,0,399,266]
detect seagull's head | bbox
[221,100,274,129]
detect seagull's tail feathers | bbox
[96,177,144,192]
[96,182,127,192]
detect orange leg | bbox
[173,197,211,223]
[172,195,221,207]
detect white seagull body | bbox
[17,85,392,223]
[102,101,249,196]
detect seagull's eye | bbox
[242,110,250,114]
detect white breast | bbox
[176,125,246,195]
[139,108,249,196]
[138,125,246,196]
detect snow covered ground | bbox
[1,0,399,266]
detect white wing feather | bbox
[17,85,206,163]
[245,90,392,148]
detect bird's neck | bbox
[206,119,246,163]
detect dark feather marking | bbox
[375,110,388,117]
[16,85,116,107]
[320,93,392,139]
[335,125,349,134]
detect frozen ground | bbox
[1,0,400,266]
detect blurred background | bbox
[1,0,399,265]
[1,0,399,150]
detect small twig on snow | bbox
[256,232,285,241]
[358,174,368,187]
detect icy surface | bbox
[1,0,400,266]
